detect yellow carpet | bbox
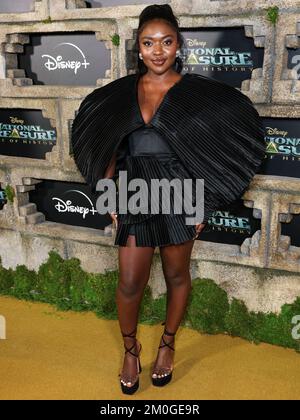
[0,295,299,400]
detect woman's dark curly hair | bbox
[133,4,186,75]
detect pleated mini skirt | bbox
[115,212,199,247]
[113,125,206,247]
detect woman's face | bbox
[138,18,180,74]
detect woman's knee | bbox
[118,277,144,298]
[165,270,191,288]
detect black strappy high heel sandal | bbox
[119,327,142,395]
[152,322,176,387]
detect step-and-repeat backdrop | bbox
[1,1,299,245]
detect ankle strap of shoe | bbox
[121,328,140,357]
[124,341,139,357]
[160,332,175,351]
[161,322,176,337]
[163,328,176,337]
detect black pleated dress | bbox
[71,73,266,243]
[114,122,212,247]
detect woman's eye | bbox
[143,40,172,47]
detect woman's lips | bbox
[152,59,166,66]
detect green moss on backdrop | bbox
[0,250,299,352]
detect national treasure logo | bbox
[208,210,251,234]
[0,110,57,158]
[259,118,300,177]
[0,116,56,146]
[179,28,264,87]
[265,126,300,161]
[199,201,260,245]
[182,38,254,73]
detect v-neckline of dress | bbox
[135,72,187,126]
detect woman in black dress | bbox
[71,4,266,396]
[106,5,207,394]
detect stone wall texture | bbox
[1,0,300,313]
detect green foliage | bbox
[0,257,14,293]
[110,34,120,47]
[224,298,300,351]
[93,270,119,319]
[37,251,72,309]
[262,298,300,351]
[254,312,292,349]
[12,265,38,300]
[66,257,90,311]
[266,6,279,25]
[225,299,259,343]
[4,185,14,203]
[185,278,230,334]
[0,250,299,352]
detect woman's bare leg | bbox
[152,239,195,378]
[117,234,155,386]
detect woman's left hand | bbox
[192,223,206,240]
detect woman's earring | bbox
[139,52,143,60]
[176,50,180,57]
